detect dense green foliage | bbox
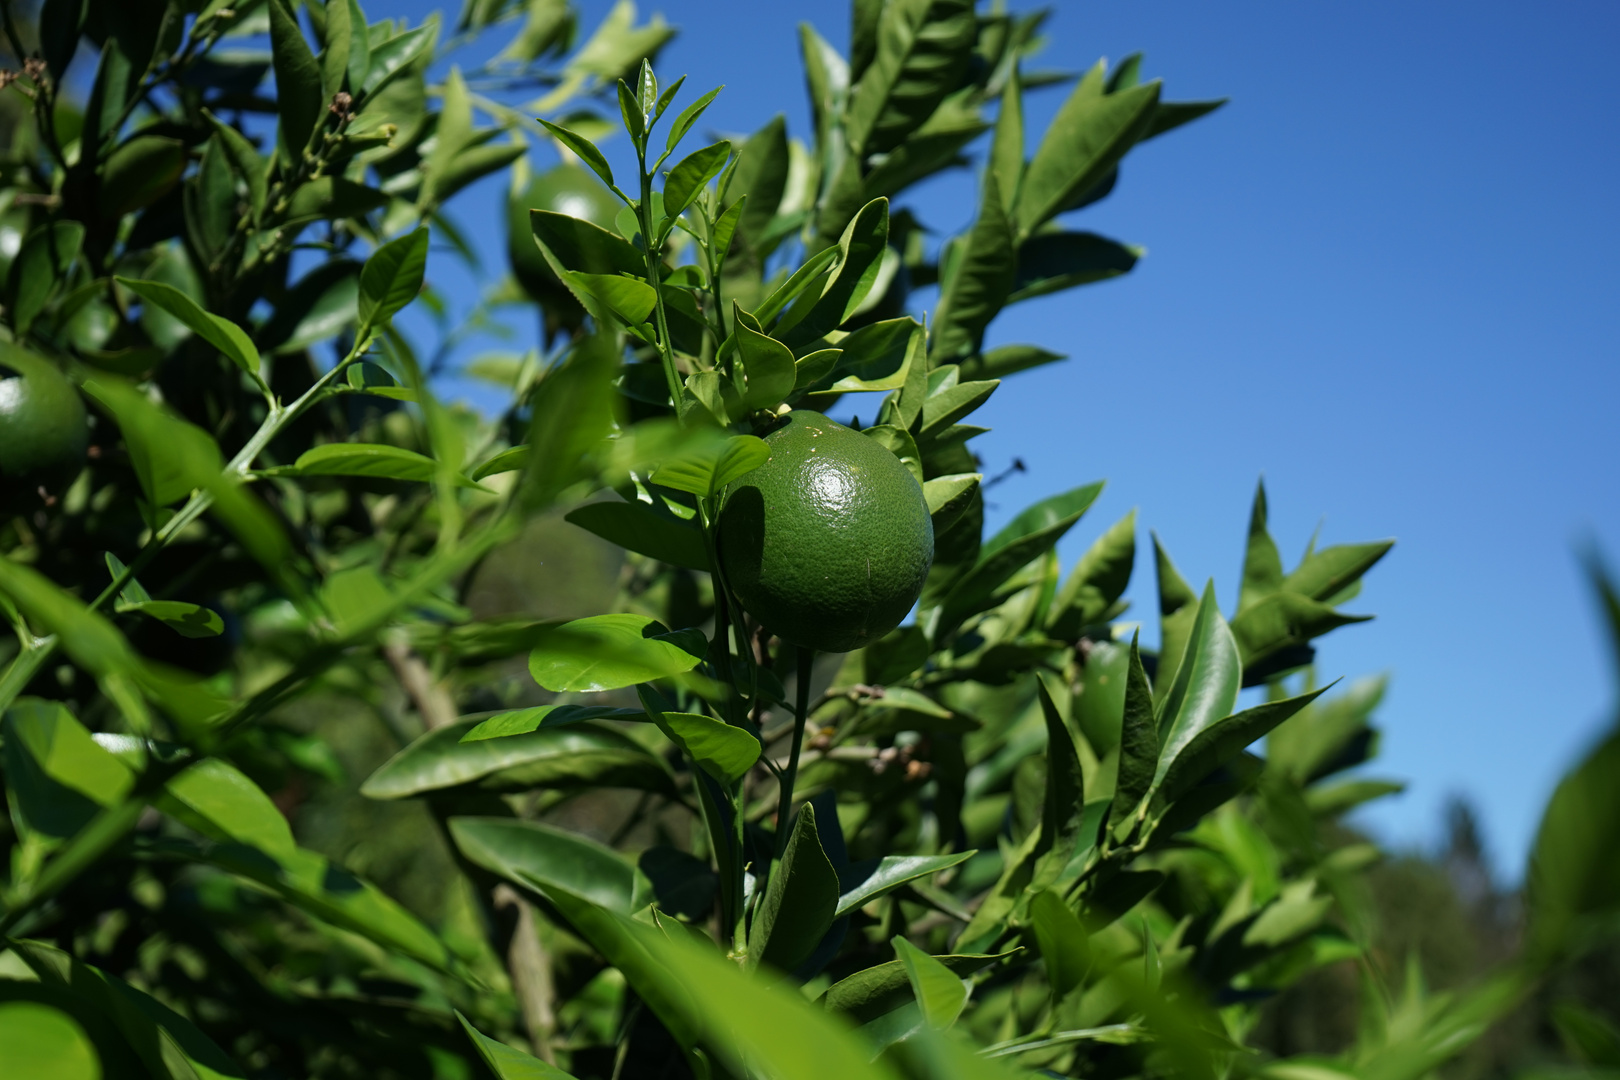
[0,0,1616,1078]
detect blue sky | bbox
[394,0,1620,877]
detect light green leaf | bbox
[734,323,796,412]
[460,704,647,741]
[650,433,765,497]
[893,936,968,1029]
[651,710,760,786]
[528,613,706,693]
[664,140,731,220]
[0,1001,101,1080]
[665,85,723,153]
[538,118,616,189]
[862,424,922,485]
[571,272,657,325]
[122,600,224,639]
[361,22,436,97]
[115,277,260,380]
[1049,508,1136,636]
[815,316,922,395]
[923,473,980,534]
[358,227,430,334]
[1154,581,1242,782]
[2,699,135,839]
[821,951,1013,1023]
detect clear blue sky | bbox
[394,0,1620,878]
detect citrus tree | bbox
[1,0,1617,1078]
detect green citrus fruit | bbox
[718,411,934,654]
[0,346,87,512]
[507,163,622,326]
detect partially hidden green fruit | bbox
[718,410,934,654]
[507,163,621,341]
[0,346,87,512]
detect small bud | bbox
[329,91,353,120]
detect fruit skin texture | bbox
[0,346,87,512]
[718,410,934,654]
[507,164,622,342]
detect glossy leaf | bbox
[754,245,839,328]
[782,198,890,349]
[822,951,1011,1023]
[362,23,435,96]
[893,936,968,1029]
[747,802,840,973]
[1158,685,1328,808]
[735,322,796,411]
[816,316,923,395]
[3,699,134,839]
[1229,591,1370,667]
[115,277,260,380]
[924,472,980,534]
[652,434,767,497]
[1282,540,1394,602]
[1154,581,1242,781]
[358,227,430,334]
[1008,230,1139,303]
[835,851,974,918]
[1050,508,1136,635]
[461,705,647,741]
[361,719,674,799]
[649,709,760,786]
[863,424,923,485]
[566,499,710,570]
[528,613,706,692]
[450,816,639,913]
[572,272,657,325]
[1151,534,1200,702]
[281,443,482,488]
[1032,673,1085,889]
[1111,633,1159,827]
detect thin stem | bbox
[773,645,814,857]
[637,150,683,417]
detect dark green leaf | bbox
[565,499,710,570]
[1238,480,1284,613]
[284,175,390,222]
[919,378,998,439]
[1029,888,1089,999]
[1111,633,1159,827]
[990,64,1024,212]
[1282,540,1394,602]
[457,1012,580,1079]
[1528,722,1620,958]
[1229,591,1370,667]
[747,802,840,974]
[862,424,923,485]
[960,343,1067,381]
[1154,581,1241,776]
[268,0,325,158]
[735,322,796,412]
[724,114,788,247]
[815,315,922,395]
[844,0,976,155]
[1050,508,1137,637]
[1008,230,1139,303]
[1032,672,1084,889]
[1144,99,1227,141]
[665,85,722,153]
[835,852,973,917]
[932,173,1016,361]
[362,23,436,97]
[361,719,674,799]
[1151,533,1200,702]
[123,601,224,639]
[261,260,361,354]
[100,136,186,218]
[116,277,260,380]
[923,472,979,534]
[2,699,134,839]
[782,198,889,349]
[822,951,1011,1023]
[521,331,620,510]
[11,222,83,335]
[753,245,839,328]
[1158,686,1328,808]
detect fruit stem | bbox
[773,645,815,858]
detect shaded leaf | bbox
[747,802,839,974]
[450,816,638,913]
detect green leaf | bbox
[664,140,731,220]
[616,77,645,144]
[362,22,436,97]
[0,1001,100,1080]
[361,718,675,799]
[99,135,186,218]
[320,0,352,97]
[1154,581,1242,781]
[933,482,1103,639]
[115,277,261,380]
[460,705,647,741]
[457,1012,580,1080]
[1282,540,1394,602]
[261,260,361,354]
[1151,534,1200,702]
[1029,888,1090,999]
[665,85,722,153]
[160,757,296,858]
[816,316,924,395]
[1110,633,1159,827]
[1238,480,1283,613]
[821,951,1011,1023]
[933,173,1016,361]
[1049,508,1136,636]
[961,343,1067,381]
[358,227,429,334]
[284,175,389,222]
[9,221,82,335]
[651,710,760,786]
[724,114,788,247]
[844,0,976,155]
[893,936,968,1029]
[753,245,839,329]
[1229,591,1370,668]
[923,473,979,534]
[855,423,920,486]
[835,852,973,918]
[990,64,1024,212]
[649,433,765,497]
[1157,685,1328,808]
[2,699,135,839]
[122,600,224,639]
[747,802,840,974]
[734,322,796,412]
[571,272,657,325]
[1528,722,1620,958]
[1018,63,1160,234]
[919,378,998,440]
[565,499,710,570]
[278,442,484,489]
[269,0,325,158]
[538,119,616,189]
[793,348,842,393]
[450,816,639,913]
[521,331,621,510]
[1008,231,1139,303]
[528,613,706,692]
[781,198,889,349]
[1032,672,1084,889]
